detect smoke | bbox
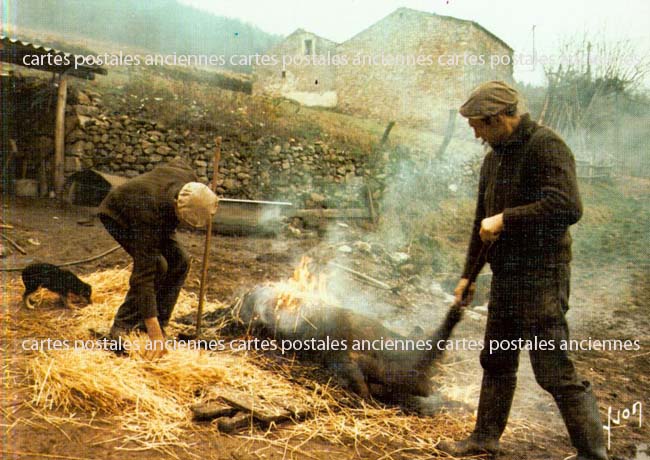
[568,108,650,177]
[325,263,395,319]
[305,138,485,335]
[376,141,482,249]
[258,199,292,233]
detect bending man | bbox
[98,158,218,359]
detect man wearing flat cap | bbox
[439,81,608,459]
[98,158,218,359]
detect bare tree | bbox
[541,32,649,171]
[542,33,648,135]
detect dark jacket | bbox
[98,159,197,236]
[98,159,197,319]
[462,114,582,277]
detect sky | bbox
[179,0,650,86]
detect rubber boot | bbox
[554,382,608,460]
[438,373,517,457]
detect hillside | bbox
[7,0,281,72]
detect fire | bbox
[273,256,329,311]
[290,256,325,292]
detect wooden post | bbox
[435,109,457,159]
[366,182,377,225]
[380,121,395,146]
[195,136,222,338]
[53,74,68,197]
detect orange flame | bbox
[273,256,328,311]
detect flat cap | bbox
[459,80,519,118]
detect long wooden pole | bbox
[54,74,68,197]
[195,136,222,337]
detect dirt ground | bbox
[1,197,648,460]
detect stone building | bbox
[253,28,338,107]
[253,8,513,127]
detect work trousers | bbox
[480,264,589,398]
[100,214,189,334]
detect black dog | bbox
[21,263,92,309]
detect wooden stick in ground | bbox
[195,136,222,338]
[328,261,391,290]
[366,182,377,225]
[53,74,68,197]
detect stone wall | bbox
[63,90,379,208]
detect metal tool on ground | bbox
[195,136,221,338]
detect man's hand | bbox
[144,317,168,361]
[480,213,504,242]
[454,278,476,307]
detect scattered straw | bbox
[0,451,93,460]
[6,267,495,458]
[27,340,336,451]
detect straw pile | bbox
[28,344,332,451]
[7,266,495,458]
[20,267,324,449]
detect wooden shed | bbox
[0,35,106,197]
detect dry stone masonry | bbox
[63,89,381,208]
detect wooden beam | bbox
[54,74,68,197]
[294,208,370,220]
[292,208,372,229]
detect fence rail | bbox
[576,159,614,181]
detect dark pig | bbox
[236,286,462,400]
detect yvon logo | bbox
[604,401,643,450]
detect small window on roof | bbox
[304,39,313,55]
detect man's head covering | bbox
[459,81,519,118]
[175,182,219,228]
